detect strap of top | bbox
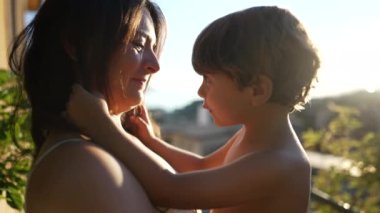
[33,138,84,168]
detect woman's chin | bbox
[109,95,143,114]
[109,104,134,115]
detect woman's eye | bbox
[132,41,144,52]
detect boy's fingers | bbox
[138,104,150,124]
[123,116,142,135]
[130,115,148,127]
[141,104,149,116]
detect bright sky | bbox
[25,0,380,111]
[145,0,380,111]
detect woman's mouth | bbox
[131,78,147,87]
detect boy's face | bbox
[197,72,254,126]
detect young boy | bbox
[68,6,320,212]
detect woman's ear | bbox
[250,74,273,106]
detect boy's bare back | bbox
[210,123,310,213]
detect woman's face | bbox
[107,9,159,114]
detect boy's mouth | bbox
[203,103,212,113]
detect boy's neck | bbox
[242,103,295,150]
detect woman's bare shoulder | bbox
[26,139,155,213]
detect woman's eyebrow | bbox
[136,30,156,45]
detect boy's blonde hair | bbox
[192,6,320,111]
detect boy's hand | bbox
[66,84,118,137]
[124,105,156,144]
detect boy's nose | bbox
[197,83,205,98]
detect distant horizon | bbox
[146,88,380,112]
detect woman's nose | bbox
[144,50,160,74]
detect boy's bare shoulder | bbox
[245,146,308,167]
[210,143,310,209]
[234,143,310,187]
[250,143,310,172]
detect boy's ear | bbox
[250,75,273,106]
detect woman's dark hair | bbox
[8,0,166,155]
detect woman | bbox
[9,0,176,212]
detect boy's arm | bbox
[67,86,297,209]
[87,118,295,209]
[129,111,243,172]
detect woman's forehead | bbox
[135,9,156,42]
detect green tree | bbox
[304,104,380,212]
[0,69,33,211]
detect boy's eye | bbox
[203,75,211,84]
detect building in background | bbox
[0,0,41,70]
